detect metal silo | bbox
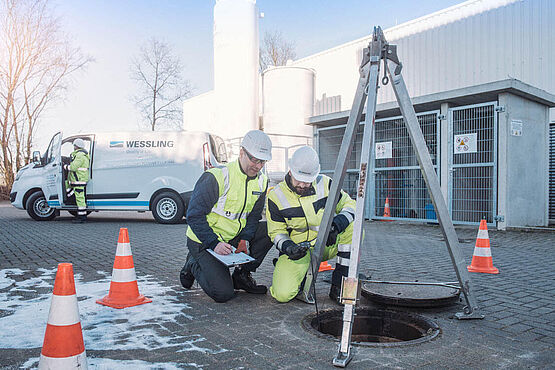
[213,0,259,140]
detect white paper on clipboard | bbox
[207,247,255,267]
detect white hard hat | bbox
[73,138,85,149]
[289,146,320,183]
[241,130,272,161]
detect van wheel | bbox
[26,191,56,221]
[152,192,184,224]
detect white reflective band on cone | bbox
[337,256,350,265]
[115,243,132,256]
[111,268,137,283]
[47,295,80,326]
[472,247,492,257]
[39,351,87,370]
[477,229,489,239]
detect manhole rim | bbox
[301,308,441,348]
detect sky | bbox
[37,0,465,150]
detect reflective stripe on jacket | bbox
[186,160,268,244]
[266,174,356,249]
[69,149,90,185]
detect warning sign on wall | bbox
[376,141,392,159]
[454,133,477,154]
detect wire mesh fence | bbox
[449,103,496,224]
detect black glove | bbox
[327,214,350,246]
[326,224,339,246]
[281,240,308,260]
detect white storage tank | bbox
[213,0,259,140]
[262,65,315,138]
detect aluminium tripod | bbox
[299,27,484,367]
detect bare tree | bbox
[130,39,191,131]
[0,0,91,196]
[259,30,296,71]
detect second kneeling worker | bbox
[267,145,356,304]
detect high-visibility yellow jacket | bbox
[186,160,268,245]
[266,174,355,249]
[68,149,90,186]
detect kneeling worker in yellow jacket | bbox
[266,146,356,303]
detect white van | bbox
[9,131,228,223]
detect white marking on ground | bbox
[0,268,227,355]
[21,357,204,369]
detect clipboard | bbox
[207,246,255,267]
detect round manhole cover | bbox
[361,282,461,308]
[302,308,440,347]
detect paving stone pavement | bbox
[0,202,554,369]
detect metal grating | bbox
[448,103,497,224]
[373,112,439,221]
[550,122,555,223]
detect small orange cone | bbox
[467,220,499,274]
[381,197,394,221]
[97,228,152,308]
[319,261,334,272]
[39,263,87,369]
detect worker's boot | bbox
[72,214,87,224]
[232,267,267,294]
[329,284,343,305]
[180,254,195,289]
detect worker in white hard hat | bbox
[181,130,274,302]
[63,138,90,223]
[266,145,356,304]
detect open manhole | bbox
[302,308,440,347]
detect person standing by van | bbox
[180,130,273,303]
[64,138,90,223]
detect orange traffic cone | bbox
[39,263,87,369]
[319,261,334,272]
[381,197,394,221]
[97,228,152,308]
[467,220,499,274]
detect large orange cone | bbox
[381,197,394,221]
[97,228,152,308]
[467,220,499,274]
[319,261,334,272]
[39,263,87,369]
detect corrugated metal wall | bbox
[293,0,554,113]
[550,122,555,223]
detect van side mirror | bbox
[32,151,41,164]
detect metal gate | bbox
[550,122,555,224]
[371,111,440,221]
[317,124,363,200]
[448,102,497,225]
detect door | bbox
[42,132,63,207]
[448,102,497,225]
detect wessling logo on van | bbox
[110,140,174,148]
[109,141,124,148]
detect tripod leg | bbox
[385,57,483,319]
[333,38,382,369]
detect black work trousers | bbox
[186,221,273,303]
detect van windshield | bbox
[209,135,228,164]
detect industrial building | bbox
[183,0,554,229]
